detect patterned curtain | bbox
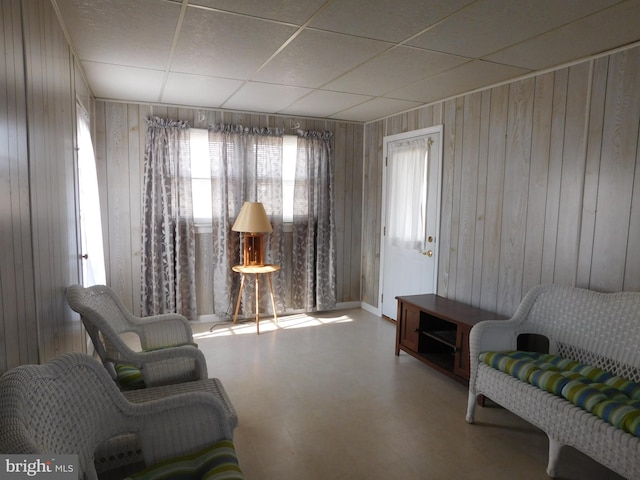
[140,117,196,319]
[208,125,285,316]
[292,130,337,311]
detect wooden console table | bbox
[395,294,506,384]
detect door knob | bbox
[423,250,433,257]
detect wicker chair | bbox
[0,353,243,480]
[66,284,207,389]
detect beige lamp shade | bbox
[232,202,272,233]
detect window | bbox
[190,128,213,222]
[282,135,297,223]
[189,129,297,224]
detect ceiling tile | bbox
[253,30,391,88]
[189,0,327,25]
[55,0,640,123]
[485,1,640,70]
[223,82,312,113]
[324,46,468,96]
[330,97,422,122]
[389,60,530,103]
[162,73,243,108]
[172,8,297,79]
[309,0,475,43]
[408,0,623,58]
[55,0,179,70]
[280,90,373,118]
[82,63,164,102]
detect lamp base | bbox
[243,233,265,266]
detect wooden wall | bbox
[2,0,638,373]
[0,0,86,373]
[363,46,640,316]
[94,103,364,316]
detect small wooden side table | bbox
[232,264,280,334]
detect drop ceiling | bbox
[54,0,640,123]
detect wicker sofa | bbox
[466,284,640,479]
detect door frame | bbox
[378,125,443,319]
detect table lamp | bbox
[232,202,272,266]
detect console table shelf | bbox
[395,294,506,384]
[422,329,457,349]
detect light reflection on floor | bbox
[192,312,354,338]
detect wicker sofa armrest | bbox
[467,287,546,391]
[467,319,521,392]
[469,319,519,356]
[469,284,551,366]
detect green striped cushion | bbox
[604,376,640,400]
[125,440,244,480]
[569,363,612,383]
[531,361,559,372]
[479,351,541,381]
[559,371,592,383]
[543,355,580,371]
[115,364,145,390]
[560,380,608,412]
[481,350,640,437]
[528,370,571,396]
[593,400,640,436]
[591,383,631,402]
[626,409,640,437]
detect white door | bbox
[380,126,442,320]
[76,102,106,287]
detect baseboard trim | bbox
[334,301,361,310]
[360,302,381,316]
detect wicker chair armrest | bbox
[105,343,204,367]
[134,392,232,465]
[134,312,188,325]
[134,315,194,349]
[133,344,204,363]
[136,346,208,386]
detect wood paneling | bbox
[95,104,364,316]
[23,0,83,361]
[478,85,508,313]
[363,45,640,316]
[457,92,482,306]
[361,121,384,306]
[498,78,534,314]
[0,0,38,373]
[590,48,640,293]
[0,0,88,372]
[577,58,608,289]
